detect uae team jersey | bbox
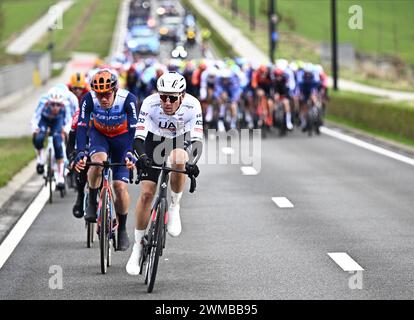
[135,93,203,142]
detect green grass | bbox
[206,0,320,62]
[0,0,58,45]
[0,136,35,188]
[0,0,58,65]
[32,0,122,61]
[325,115,414,149]
[327,90,414,145]
[213,0,414,67]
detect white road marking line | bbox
[327,252,364,271]
[241,166,258,175]
[320,126,414,167]
[0,186,49,270]
[272,197,294,208]
[221,147,234,155]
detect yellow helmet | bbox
[70,72,87,88]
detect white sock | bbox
[57,162,65,182]
[286,112,292,125]
[37,149,44,164]
[170,191,183,207]
[135,229,146,245]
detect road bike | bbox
[44,135,66,203]
[134,159,197,293]
[86,161,133,274]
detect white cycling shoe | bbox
[167,204,182,237]
[286,122,294,130]
[126,243,142,276]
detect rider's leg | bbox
[283,98,293,130]
[72,167,87,218]
[266,97,274,127]
[50,117,65,187]
[113,180,131,251]
[230,101,238,129]
[85,128,109,222]
[84,151,107,221]
[167,148,189,237]
[33,131,46,174]
[33,118,47,174]
[126,180,157,275]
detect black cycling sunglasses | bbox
[159,94,180,103]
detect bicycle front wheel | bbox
[87,222,95,248]
[146,198,166,293]
[99,189,109,274]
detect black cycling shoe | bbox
[36,164,44,175]
[72,197,84,219]
[84,204,97,223]
[117,229,130,251]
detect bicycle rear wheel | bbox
[146,198,166,293]
[99,189,109,274]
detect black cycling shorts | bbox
[141,132,191,184]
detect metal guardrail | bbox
[0,51,51,99]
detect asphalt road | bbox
[1,128,414,299]
[1,0,414,302]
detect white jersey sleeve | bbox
[63,101,72,134]
[31,94,47,133]
[66,90,79,116]
[187,97,204,142]
[135,93,156,141]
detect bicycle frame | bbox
[96,165,117,238]
[86,161,131,274]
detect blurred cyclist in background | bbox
[31,86,72,190]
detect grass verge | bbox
[32,0,122,62]
[0,0,58,66]
[327,90,414,147]
[0,136,35,188]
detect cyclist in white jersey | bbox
[125,71,203,275]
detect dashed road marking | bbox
[328,252,364,271]
[241,166,258,175]
[272,197,294,208]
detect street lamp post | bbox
[232,0,238,18]
[249,0,255,31]
[331,0,338,90]
[47,26,54,61]
[268,0,278,63]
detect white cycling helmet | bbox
[157,71,186,93]
[219,68,232,79]
[47,87,66,104]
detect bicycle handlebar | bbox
[133,164,197,193]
